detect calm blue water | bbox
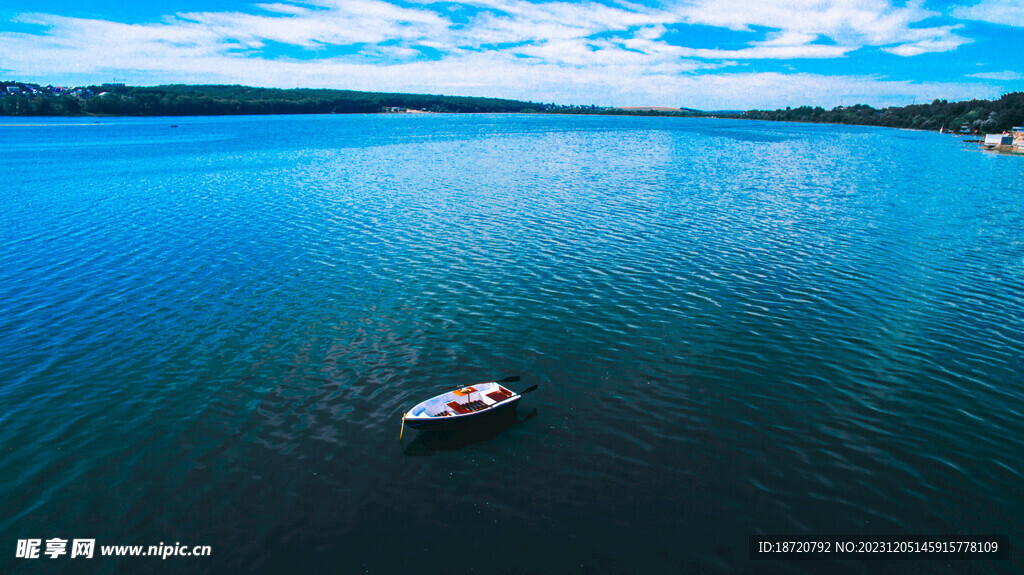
[1,114,1022,574]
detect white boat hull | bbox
[403,381,524,431]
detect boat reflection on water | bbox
[401,408,538,456]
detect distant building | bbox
[982,132,1021,153]
[984,133,1012,146]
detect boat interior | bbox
[410,382,516,418]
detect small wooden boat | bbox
[401,376,536,436]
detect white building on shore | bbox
[985,127,1024,153]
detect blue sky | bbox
[1,0,1022,108]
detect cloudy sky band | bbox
[1,0,1022,108]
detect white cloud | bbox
[966,70,1023,80]
[673,0,969,56]
[881,27,973,56]
[445,0,671,51]
[952,1,1024,28]
[175,0,450,49]
[673,43,855,60]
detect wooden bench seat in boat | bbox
[446,401,470,415]
[486,387,513,403]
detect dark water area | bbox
[1,114,1022,574]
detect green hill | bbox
[0,82,548,116]
[3,80,1022,134]
[740,93,1024,134]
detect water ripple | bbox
[1,115,1021,574]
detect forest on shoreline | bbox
[740,92,1024,134]
[0,82,547,115]
[2,80,1022,134]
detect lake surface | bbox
[1,114,1022,574]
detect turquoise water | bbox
[1,114,1022,573]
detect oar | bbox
[399,413,406,442]
[518,384,538,395]
[440,375,520,391]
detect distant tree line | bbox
[3,80,1023,133]
[0,82,548,116]
[740,92,1024,134]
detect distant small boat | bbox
[401,376,536,436]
